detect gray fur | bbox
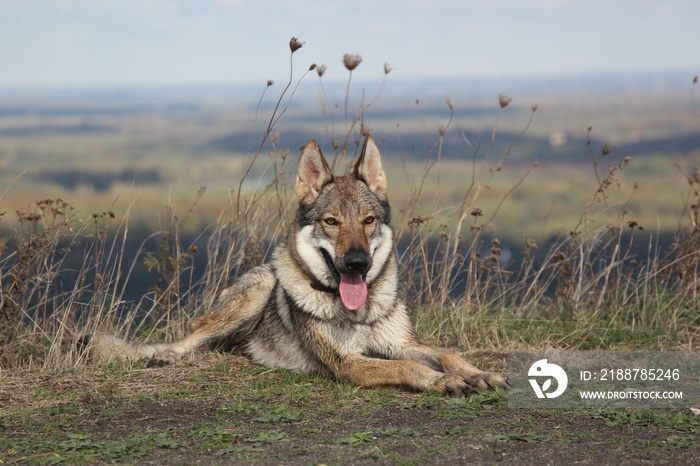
[85,137,507,395]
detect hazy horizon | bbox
[1,68,695,107]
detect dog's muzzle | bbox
[319,248,371,311]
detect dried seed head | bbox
[553,252,568,262]
[408,216,428,227]
[471,208,483,217]
[267,79,274,87]
[694,76,699,84]
[289,37,303,53]
[331,138,340,150]
[602,144,612,156]
[343,53,362,71]
[525,238,538,250]
[499,94,512,108]
[316,64,327,77]
[384,62,393,74]
[309,63,317,71]
[445,96,454,111]
[531,102,539,112]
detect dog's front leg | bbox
[148,265,275,367]
[295,319,471,395]
[334,354,475,397]
[397,344,508,390]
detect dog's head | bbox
[294,136,393,311]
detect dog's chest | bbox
[320,306,407,358]
[324,321,375,354]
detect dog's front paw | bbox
[146,352,177,368]
[467,371,508,390]
[430,374,474,397]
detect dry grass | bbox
[0,41,698,372]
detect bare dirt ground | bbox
[1,353,698,464]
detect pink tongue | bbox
[339,274,368,311]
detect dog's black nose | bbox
[344,249,371,274]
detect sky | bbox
[0,0,698,89]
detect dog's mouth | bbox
[338,274,367,311]
[320,249,368,311]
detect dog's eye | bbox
[324,217,337,226]
[364,216,375,225]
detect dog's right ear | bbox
[296,140,333,205]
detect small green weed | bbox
[220,399,257,414]
[244,430,289,444]
[592,408,700,431]
[400,399,440,410]
[593,409,700,454]
[49,404,78,416]
[153,428,181,449]
[338,431,375,444]
[43,429,181,463]
[381,427,418,437]
[486,433,553,443]
[254,403,305,424]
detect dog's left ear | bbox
[354,136,387,202]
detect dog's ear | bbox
[296,140,332,205]
[354,136,387,202]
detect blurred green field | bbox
[1,83,698,242]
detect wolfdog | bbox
[85,136,507,396]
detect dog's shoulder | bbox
[214,263,276,308]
